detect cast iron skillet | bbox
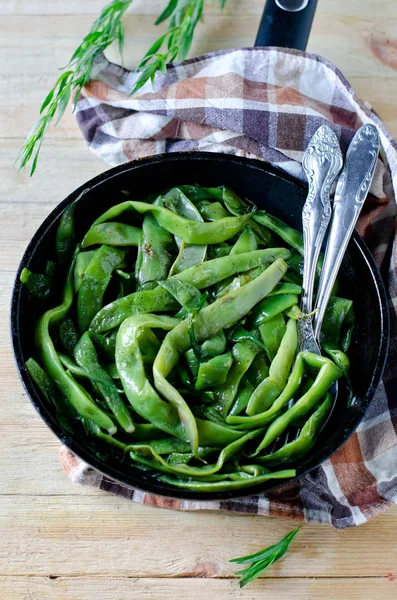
[11,152,389,500]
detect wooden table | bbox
[1,1,397,598]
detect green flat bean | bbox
[195,418,245,446]
[34,247,116,433]
[58,353,90,379]
[257,394,333,464]
[116,314,188,441]
[93,200,253,245]
[196,200,230,221]
[253,353,342,455]
[321,297,353,345]
[259,313,286,362]
[75,332,135,433]
[157,279,206,312]
[158,469,296,492]
[252,294,298,327]
[229,378,255,417]
[267,283,302,297]
[20,268,53,299]
[164,188,207,275]
[246,319,297,416]
[201,331,227,358]
[56,202,76,265]
[153,259,288,451]
[135,211,173,290]
[77,245,126,332]
[230,226,258,255]
[26,357,79,433]
[74,250,96,293]
[82,222,141,248]
[90,249,290,333]
[246,355,269,389]
[59,316,79,354]
[195,352,233,390]
[213,340,260,417]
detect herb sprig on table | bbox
[230,528,301,587]
[17,0,228,176]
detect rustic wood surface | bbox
[1,1,397,598]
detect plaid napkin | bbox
[65,47,397,528]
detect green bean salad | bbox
[22,185,354,493]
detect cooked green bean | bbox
[20,268,53,299]
[259,313,286,362]
[75,332,135,432]
[158,469,296,492]
[164,188,207,275]
[246,319,297,416]
[213,340,260,417]
[195,352,233,390]
[22,184,350,493]
[59,316,79,354]
[135,209,174,290]
[34,248,116,433]
[257,394,333,464]
[77,245,126,332]
[90,248,290,333]
[56,201,76,265]
[82,222,141,248]
[253,354,341,455]
[74,250,96,293]
[116,314,188,440]
[93,200,254,245]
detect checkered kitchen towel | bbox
[65,46,397,528]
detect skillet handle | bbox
[255,0,318,50]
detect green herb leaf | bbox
[17,0,132,175]
[18,0,230,175]
[230,527,301,588]
[155,0,178,25]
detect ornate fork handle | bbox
[313,123,380,339]
[301,125,343,315]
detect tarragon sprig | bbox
[133,0,228,94]
[18,0,228,176]
[17,0,132,175]
[230,527,301,587]
[132,0,205,93]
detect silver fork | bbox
[297,125,343,355]
[282,124,379,447]
[313,123,380,339]
[290,124,380,440]
[280,126,342,446]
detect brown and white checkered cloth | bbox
[65,47,397,528]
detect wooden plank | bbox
[0,203,70,270]
[1,140,105,207]
[1,493,397,577]
[2,0,397,19]
[2,13,396,79]
[1,576,397,599]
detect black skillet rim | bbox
[10,151,390,501]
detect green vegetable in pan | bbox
[21,184,352,492]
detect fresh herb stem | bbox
[17,0,228,176]
[17,0,132,176]
[230,527,301,587]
